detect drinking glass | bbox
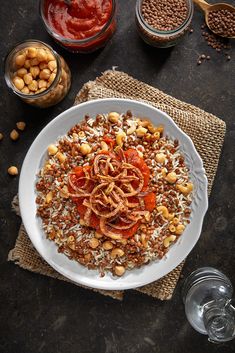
[182,267,235,343]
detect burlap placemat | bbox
[8,70,226,301]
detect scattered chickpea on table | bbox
[8,166,18,176]
[16,121,26,131]
[10,129,19,141]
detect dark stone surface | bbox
[0,0,235,352]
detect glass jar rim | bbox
[136,0,194,37]
[4,39,61,99]
[39,0,116,45]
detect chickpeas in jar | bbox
[4,40,71,108]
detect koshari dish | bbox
[36,111,193,277]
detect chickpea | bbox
[156,153,166,164]
[27,47,37,58]
[94,232,103,239]
[108,112,120,123]
[38,79,47,89]
[165,171,177,184]
[13,76,25,90]
[47,144,58,155]
[48,73,56,85]
[23,73,33,85]
[39,61,48,70]
[28,80,38,92]
[30,66,40,78]
[10,129,19,141]
[48,60,57,72]
[46,191,53,203]
[89,238,99,249]
[114,266,125,276]
[36,49,48,62]
[103,241,113,250]
[56,152,66,163]
[46,51,55,61]
[8,166,18,176]
[37,87,47,94]
[80,143,92,155]
[21,86,30,94]
[16,121,26,131]
[175,224,185,235]
[17,68,27,78]
[0,133,3,141]
[39,68,51,80]
[23,59,30,69]
[15,53,26,67]
[30,57,40,66]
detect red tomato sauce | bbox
[70,148,156,238]
[44,0,113,40]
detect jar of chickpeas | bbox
[4,40,71,108]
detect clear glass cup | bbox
[4,40,71,108]
[135,0,194,48]
[39,0,117,53]
[182,267,235,343]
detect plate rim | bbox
[19,98,208,290]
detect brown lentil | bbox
[208,9,235,38]
[142,0,189,31]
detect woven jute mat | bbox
[8,70,226,301]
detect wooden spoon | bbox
[193,0,235,38]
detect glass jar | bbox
[4,40,71,108]
[39,0,117,53]
[135,0,194,48]
[182,267,235,343]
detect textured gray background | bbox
[0,0,235,352]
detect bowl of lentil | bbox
[19,98,208,290]
[135,0,194,48]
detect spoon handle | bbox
[193,0,210,12]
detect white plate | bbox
[19,98,208,290]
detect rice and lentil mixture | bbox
[36,110,193,277]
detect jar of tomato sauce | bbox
[40,0,117,53]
